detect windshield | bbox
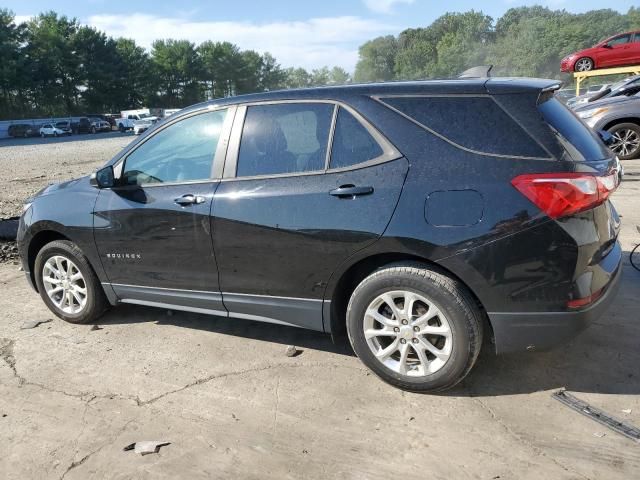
[138,113,150,119]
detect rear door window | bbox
[379,96,548,158]
[330,107,384,169]
[236,103,334,177]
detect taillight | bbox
[511,171,619,219]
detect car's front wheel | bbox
[34,240,109,324]
[346,263,483,392]
[608,123,640,160]
[574,57,594,72]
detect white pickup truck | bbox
[116,109,158,132]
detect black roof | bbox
[184,77,560,114]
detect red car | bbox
[561,31,640,72]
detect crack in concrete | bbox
[470,395,592,480]
[0,337,18,379]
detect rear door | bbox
[212,101,407,330]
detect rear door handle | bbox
[329,185,374,198]
[174,194,205,206]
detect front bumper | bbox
[488,251,622,354]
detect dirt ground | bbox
[1,135,639,479]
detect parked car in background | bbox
[18,77,621,392]
[116,109,158,132]
[8,123,39,138]
[89,118,111,133]
[72,117,91,134]
[54,121,73,135]
[561,31,640,72]
[39,123,68,137]
[132,118,155,135]
[575,93,640,159]
[568,75,640,108]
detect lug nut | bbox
[400,338,407,344]
[393,327,400,333]
[412,338,419,344]
[413,326,420,332]
[401,319,408,325]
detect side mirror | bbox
[602,44,612,49]
[90,165,115,188]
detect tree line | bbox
[354,6,640,82]
[1,7,640,120]
[0,10,350,120]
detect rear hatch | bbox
[508,88,621,306]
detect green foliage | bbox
[354,35,398,82]
[1,6,639,120]
[359,6,640,81]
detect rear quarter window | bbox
[379,96,549,158]
[537,96,611,161]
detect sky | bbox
[6,0,638,71]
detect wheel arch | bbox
[602,117,640,131]
[326,252,492,341]
[26,230,71,292]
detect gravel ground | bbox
[0,133,133,219]
[0,134,639,478]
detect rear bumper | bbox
[488,257,622,354]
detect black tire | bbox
[34,240,109,324]
[574,57,594,72]
[91,126,96,134]
[118,124,125,133]
[607,123,640,160]
[54,131,58,137]
[346,263,483,392]
[40,132,45,138]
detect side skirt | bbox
[105,283,326,331]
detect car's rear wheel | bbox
[53,132,58,137]
[608,123,640,160]
[574,57,594,72]
[34,240,109,324]
[119,125,125,133]
[346,263,483,392]
[40,132,45,138]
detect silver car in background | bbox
[575,92,640,159]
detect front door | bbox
[93,108,232,313]
[212,102,408,330]
[598,33,632,68]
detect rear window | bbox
[380,96,548,158]
[537,96,610,161]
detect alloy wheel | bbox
[610,129,640,158]
[363,290,452,377]
[42,255,88,314]
[575,58,593,72]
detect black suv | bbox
[18,78,622,392]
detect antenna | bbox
[458,65,493,79]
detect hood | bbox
[27,176,89,202]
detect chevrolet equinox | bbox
[18,78,622,392]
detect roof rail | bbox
[458,65,493,79]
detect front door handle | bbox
[174,194,205,206]
[329,185,374,198]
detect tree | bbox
[329,66,350,84]
[152,39,202,107]
[354,35,398,82]
[0,9,26,117]
[115,38,153,109]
